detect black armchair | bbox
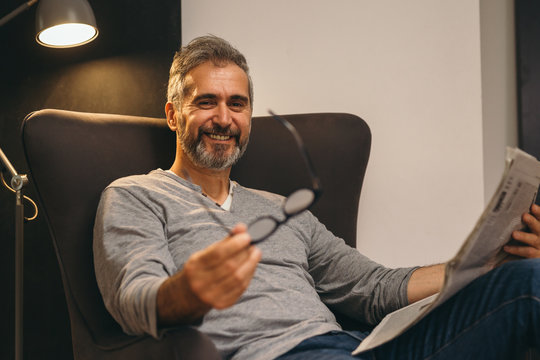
[21,109,371,358]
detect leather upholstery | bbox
[21,109,371,358]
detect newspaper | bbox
[353,147,540,355]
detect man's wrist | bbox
[156,270,211,326]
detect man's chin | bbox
[182,136,247,170]
[192,147,241,170]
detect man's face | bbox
[177,61,252,170]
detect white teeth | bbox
[208,133,231,141]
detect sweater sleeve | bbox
[305,213,417,325]
[93,185,175,339]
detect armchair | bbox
[21,109,371,358]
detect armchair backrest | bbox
[21,109,371,354]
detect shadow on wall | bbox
[0,0,181,359]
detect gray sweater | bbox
[93,170,415,359]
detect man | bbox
[94,35,540,359]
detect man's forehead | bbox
[183,61,249,99]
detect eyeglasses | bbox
[246,110,322,243]
[186,110,322,244]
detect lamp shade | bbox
[36,0,98,48]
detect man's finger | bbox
[523,211,540,235]
[512,230,539,247]
[531,204,540,218]
[504,244,540,259]
[195,246,262,309]
[186,243,253,291]
[193,230,251,267]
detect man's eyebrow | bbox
[230,95,249,103]
[192,94,217,102]
[192,94,249,103]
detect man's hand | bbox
[504,204,540,259]
[157,224,262,326]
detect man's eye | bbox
[197,101,215,108]
[229,102,246,110]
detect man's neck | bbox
[170,158,231,205]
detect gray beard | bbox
[179,124,249,170]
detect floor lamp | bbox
[0,1,98,359]
[0,148,32,360]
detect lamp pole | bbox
[0,0,38,27]
[0,1,97,357]
[0,146,28,360]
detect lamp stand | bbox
[0,146,28,360]
[0,0,38,27]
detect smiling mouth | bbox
[207,133,232,141]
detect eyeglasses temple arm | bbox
[268,110,322,192]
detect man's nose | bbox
[213,103,232,127]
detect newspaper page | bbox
[353,147,540,355]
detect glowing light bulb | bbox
[37,23,98,48]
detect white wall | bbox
[480,0,518,202]
[182,0,516,268]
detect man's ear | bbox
[165,102,178,131]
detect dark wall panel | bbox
[516,2,540,158]
[0,1,181,359]
[515,0,540,205]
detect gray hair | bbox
[167,35,253,110]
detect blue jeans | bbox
[277,259,540,359]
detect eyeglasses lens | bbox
[283,188,315,215]
[249,217,278,242]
